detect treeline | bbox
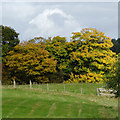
[1,25,120,84]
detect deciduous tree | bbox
[65,28,116,83]
[1,25,20,58]
[1,25,20,84]
[6,42,57,83]
[105,53,120,97]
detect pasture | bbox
[2,83,118,118]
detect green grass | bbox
[2,83,118,118]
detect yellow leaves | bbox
[81,72,103,83]
[98,64,104,69]
[88,79,92,83]
[88,72,93,76]
[69,28,116,84]
[71,28,113,51]
[82,41,86,44]
[35,65,43,70]
[72,32,81,35]
[59,63,67,70]
[65,70,104,83]
[29,71,40,75]
[5,28,117,84]
[65,72,80,83]
[6,42,57,82]
[80,74,87,80]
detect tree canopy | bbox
[1,25,20,84]
[1,25,20,58]
[105,53,120,97]
[64,28,116,83]
[6,42,57,83]
[111,38,120,54]
[2,26,118,85]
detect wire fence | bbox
[2,80,104,96]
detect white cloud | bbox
[27,8,81,39]
[29,8,72,24]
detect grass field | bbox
[2,83,118,118]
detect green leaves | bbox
[1,25,20,58]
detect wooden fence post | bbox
[81,88,82,95]
[97,88,99,96]
[47,83,49,90]
[64,84,65,92]
[13,80,16,88]
[30,80,32,89]
[0,80,1,87]
[0,80,2,88]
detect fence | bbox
[2,80,105,96]
[2,80,115,97]
[96,87,116,97]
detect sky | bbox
[1,1,118,42]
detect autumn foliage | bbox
[65,28,116,83]
[2,28,117,84]
[5,42,57,83]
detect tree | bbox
[5,42,57,83]
[1,25,20,84]
[28,36,49,44]
[64,28,116,83]
[3,27,117,84]
[45,36,69,82]
[105,53,120,97]
[1,25,20,58]
[0,26,1,82]
[111,38,120,54]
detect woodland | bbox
[1,26,120,90]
